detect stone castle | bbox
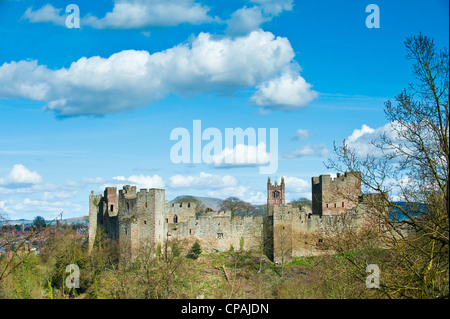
[89,171,379,263]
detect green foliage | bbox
[33,216,46,230]
[239,237,244,251]
[10,253,43,299]
[219,197,257,217]
[45,281,53,299]
[191,240,202,256]
[156,242,162,257]
[187,240,202,259]
[289,197,312,209]
[171,243,181,258]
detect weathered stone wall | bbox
[88,171,370,265]
[167,202,196,224]
[168,210,264,253]
[88,191,103,252]
[312,172,361,216]
[271,202,366,263]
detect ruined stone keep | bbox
[89,172,376,263]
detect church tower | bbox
[267,177,285,216]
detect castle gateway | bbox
[89,172,380,263]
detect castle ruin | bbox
[89,171,380,263]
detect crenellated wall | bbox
[167,210,265,253]
[312,171,361,216]
[89,171,374,264]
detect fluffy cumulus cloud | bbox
[283,144,329,159]
[211,142,271,168]
[83,0,214,29]
[226,0,293,35]
[0,166,86,220]
[0,30,316,116]
[169,172,237,188]
[23,0,291,32]
[345,123,399,158]
[23,0,213,29]
[272,176,311,202]
[0,164,42,186]
[251,71,318,109]
[22,4,66,26]
[226,6,270,35]
[282,176,309,193]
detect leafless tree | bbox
[326,34,448,298]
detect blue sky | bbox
[0,0,448,220]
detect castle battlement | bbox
[172,202,196,208]
[89,171,374,264]
[312,171,361,185]
[119,185,137,198]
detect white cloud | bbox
[347,124,375,143]
[251,71,318,109]
[42,190,77,201]
[0,164,42,186]
[0,196,83,220]
[282,176,309,193]
[291,128,310,141]
[0,60,50,100]
[22,4,66,26]
[169,172,237,188]
[23,1,292,32]
[0,30,315,116]
[275,176,310,202]
[206,186,266,205]
[251,0,293,15]
[211,142,271,167]
[111,174,165,189]
[345,123,397,158]
[83,0,214,29]
[226,7,270,35]
[22,1,213,29]
[283,144,329,159]
[226,0,293,35]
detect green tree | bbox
[33,216,46,230]
[289,197,312,209]
[187,240,202,259]
[45,281,53,299]
[219,197,257,217]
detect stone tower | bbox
[267,177,285,216]
[311,171,361,216]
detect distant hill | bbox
[4,216,89,226]
[169,195,223,211]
